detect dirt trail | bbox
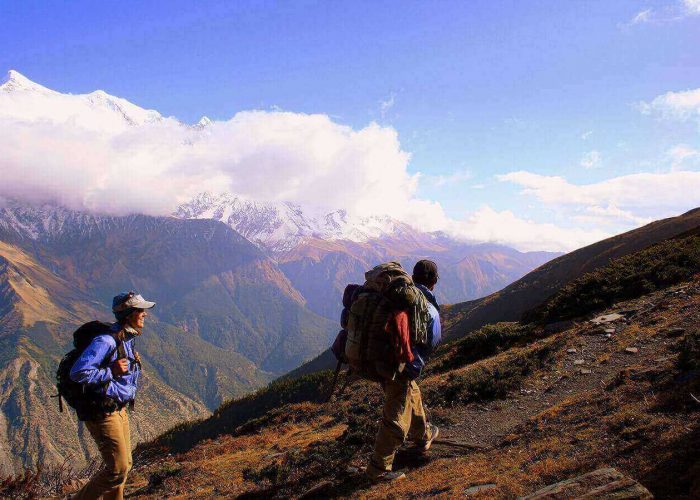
[421,283,698,454]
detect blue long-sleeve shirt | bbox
[405,284,442,379]
[69,323,140,404]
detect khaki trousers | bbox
[73,408,132,500]
[368,377,432,475]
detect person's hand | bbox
[110,359,129,376]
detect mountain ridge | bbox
[443,206,700,338]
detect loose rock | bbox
[591,313,625,325]
[465,483,498,496]
[520,467,652,499]
[664,327,685,337]
[625,347,639,354]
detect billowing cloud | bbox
[445,206,611,252]
[0,71,674,253]
[1,74,422,221]
[498,170,700,220]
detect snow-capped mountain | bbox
[175,192,415,252]
[0,70,165,131]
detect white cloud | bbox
[683,0,700,14]
[580,150,602,169]
[422,169,473,187]
[629,8,654,24]
[638,87,700,121]
[379,92,396,118]
[0,72,665,253]
[573,205,652,226]
[667,144,700,170]
[0,79,424,221]
[623,1,700,25]
[445,206,611,252]
[581,130,593,140]
[498,170,700,219]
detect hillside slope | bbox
[94,231,699,499]
[0,202,336,473]
[444,207,700,338]
[0,243,208,475]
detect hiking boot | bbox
[419,423,439,451]
[368,470,406,483]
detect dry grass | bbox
[127,409,346,498]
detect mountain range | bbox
[175,191,559,320]
[0,196,556,474]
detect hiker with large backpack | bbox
[337,260,442,482]
[60,291,155,500]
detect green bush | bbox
[524,235,700,324]
[428,338,562,406]
[430,322,535,374]
[677,329,700,372]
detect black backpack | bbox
[55,321,124,421]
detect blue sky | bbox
[2,0,700,250]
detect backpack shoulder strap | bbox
[96,330,125,368]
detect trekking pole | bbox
[333,368,356,401]
[324,360,343,403]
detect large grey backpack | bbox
[344,262,430,381]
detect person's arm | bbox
[69,335,116,386]
[430,313,442,349]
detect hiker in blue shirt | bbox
[70,322,141,404]
[367,260,442,482]
[69,291,155,500]
[405,268,442,379]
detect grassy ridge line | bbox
[444,209,700,340]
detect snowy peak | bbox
[1,70,54,94]
[0,69,164,130]
[84,89,163,126]
[175,192,411,252]
[195,116,212,128]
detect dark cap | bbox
[412,259,439,285]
